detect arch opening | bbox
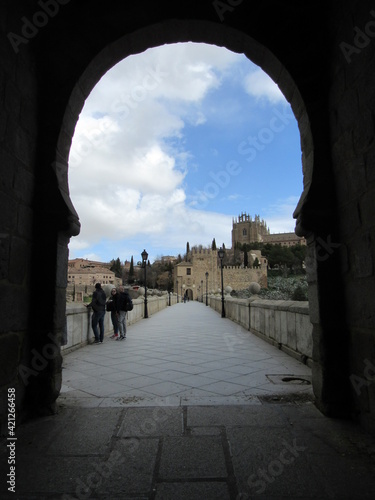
[52,19,338,418]
[59,26,314,408]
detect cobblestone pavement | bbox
[1,302,375,499]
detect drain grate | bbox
[266,374,311,385]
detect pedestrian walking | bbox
[86,282,107,344]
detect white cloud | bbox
[243,69,285,104]
[67,43,299,263]
[69,43,241,259]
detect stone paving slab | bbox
[117,407,183,437]
[159,436,227,479]
[1,403,375,498]
[154,482,230,499]
[2,304,375,498]
[97,438,159,498]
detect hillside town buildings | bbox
[67,258,121,287]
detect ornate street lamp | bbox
[205,271,209,306]
[176,279,179,303]
[201,280,203,302]
[218,247,225,318]
[141,249,148,318]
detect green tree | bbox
[212,238,217,250]
[128,256,135,284]
[110,257,122,278]
[290,245,307,272]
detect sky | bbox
[68,42,302,264]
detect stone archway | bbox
[54,21,332,410]
[1,2,355,425]
[56,23,335,417]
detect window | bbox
[243,229,247,236]
[187,268,191,275]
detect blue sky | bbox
[68,42,302,264]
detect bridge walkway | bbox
[2,302,375,499]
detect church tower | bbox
[231,213,270,248]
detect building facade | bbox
[174,248,267,300]
[232,213,306,247]
[67,259,121,287]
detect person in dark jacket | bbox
[86,282,107,344]
[107,287,119,339]
[116,286,129,340]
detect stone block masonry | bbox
[209,296,312,366]
[223,266,267,291]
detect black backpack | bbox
[125,295,133,312]
[120,292,133,312]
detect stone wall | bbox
[321,0,375,433]
[209,296,312,366]
[64,294,177,353]
[175,249,267,301]
[223,266,267,291]
[1,0,375,435]
[0,1,40,431]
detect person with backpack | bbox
[116,286,132,340]
[86,282,107,344]
[106,287,119,339]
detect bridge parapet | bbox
[64,294,177,353]
[209,296,312,366]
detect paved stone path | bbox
[2,302,375,499]
[60,301,313,407]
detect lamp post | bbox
[141,249,148,319]
[205,271,209,306]
[201,280,203,302]
[176,279,179,303]
[218,247,225,318]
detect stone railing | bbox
[64,293,177,353]
[209,295,312,366]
